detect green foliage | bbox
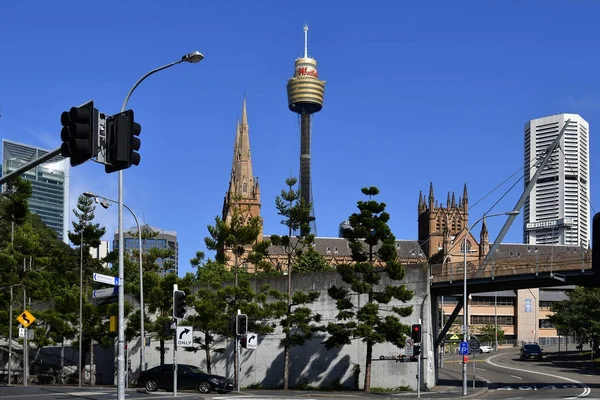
[292,247,332,274]
[326,187,413,392]
[550,287,600,348]
[475,324,505,344]
[268,177,325,389]
[68,194,106,248]
[205,200,266,265]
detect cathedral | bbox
[218,98,490,271]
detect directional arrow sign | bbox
[246,332,257,349]
[93,272,120,286]
[176,326,193,347]
[93,286,118,298]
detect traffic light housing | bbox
[60,101,98,166]
[411,323,422,343]
[413,344,421,357]
[173,290,186,319]
[593,212,600,274]
[236,314,248,336]
[105,110,142,173]
[240,335,247,349]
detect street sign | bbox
[176,326,193,347]
[17,310,36,328]
[19,327,25,338]
[450,334,460,340]
[93,286,118,298]
[405,338,414,347]
[246,333,257,349]
[459,341,469,355]
[469,339,481,351]
[405,345,414,357]
[93,272,120,286]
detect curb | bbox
[438,369,489,399]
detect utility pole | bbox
[22,259,27,386]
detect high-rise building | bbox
[113,225,178,275]
[1,140,70,242]
[524,114,590,247]
[286,25,325,234]
[90,240,110,268]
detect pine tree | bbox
[325,187,414,392]
[269,177,326,389]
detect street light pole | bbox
[114,51,203,400]
[79,229,83,387]
[83,192,144,371]
[462,211,518,395]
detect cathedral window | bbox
[243,182,247,193]
[460,241,472,254]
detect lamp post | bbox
[462,211,518,395]
[79,229,83,387]
[83,192,145,372]
[115,50,203,400]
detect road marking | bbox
[486,353,591,397]
[510,374,523,379]
[477,367,487,371]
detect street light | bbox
[83,192,145,372]
[115,51,203,400]
[462,210,518,395]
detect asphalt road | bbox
[441,347,600,399]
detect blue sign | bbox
[459,341,469,355]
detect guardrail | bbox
[430,251,591,284]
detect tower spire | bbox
[304,24,309,58]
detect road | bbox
[441,346,599,399]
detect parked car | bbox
[520,343,543,361]
[139,364,234,393]
[478,345,493,354]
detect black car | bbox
[139,364,234,393]
[520,343,543,361]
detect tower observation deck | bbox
[286,25,326,234]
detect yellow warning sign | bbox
[17,310,36,328]
[450,334,460,340]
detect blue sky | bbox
[1,1,600,276]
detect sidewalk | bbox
[427,368,489,398]
[546,350,599,373]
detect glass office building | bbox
[1,140,70,242]
[113,224,178,275]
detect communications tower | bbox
[286,25,326,234]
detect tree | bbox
[325,187,414,392]
[68,194,107,383]
[203,201,271,388]
[550,287,600,352]
[269,177,326,389]
[475,324,505,345]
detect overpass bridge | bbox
[428,244,599,349]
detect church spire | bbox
[227,97,254,199]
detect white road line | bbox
[477,367,487,371]
[486,353,591,397]
[510,375,523,379]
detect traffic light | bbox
[236,314,248,336]
[105,110,142,173]
[60,101,98,166]
[411,323,422,343]
[593,212,600,273]
[413,344,421,357]
[240,336,247,349]
[173,290,186,319]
